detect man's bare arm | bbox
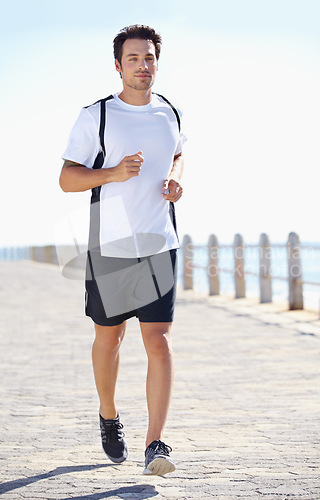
[162,153,184,202]
[59,152,144,192]
[168,153,184,182]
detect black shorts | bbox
[85,249,177,326]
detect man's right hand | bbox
[59,151,144,193]
[111,151,144,182]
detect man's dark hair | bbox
[113,25,162,63]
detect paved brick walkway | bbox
[0,261,319,499]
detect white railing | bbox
[1,234,320,312]
[182,232,320,311]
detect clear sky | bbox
[1,0,319,247]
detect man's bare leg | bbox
[140,322,174,448]
[92,322,126,420]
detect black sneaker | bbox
[99,413,128,463]
[143,440,175,476]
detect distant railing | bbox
[2,235,320,312]
[182,232,320,311]
[0,245,58,264]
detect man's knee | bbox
[141,324,172,357]
[94,322,126,350]
[151,335,172,357]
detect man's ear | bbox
[115,59,121,74]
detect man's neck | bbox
[118,88,152,106]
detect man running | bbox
[59,24,185,476]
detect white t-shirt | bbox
[63,93,185,258]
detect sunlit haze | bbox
[1,0,319,247]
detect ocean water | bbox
[177,243,320,311]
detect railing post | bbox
[259,233,272,303]
[288,232,303,310]
[233,233,245,298]
[182,234,193,290]
[31,245,58,264]
[208,234,220,295]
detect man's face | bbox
[115,38,158,92]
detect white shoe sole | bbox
[143,456,176,476]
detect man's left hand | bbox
[162,179,183,202]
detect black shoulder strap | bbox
[90,95,113,170]
[99,99,106,155]
[154,93,181,132]
[153,93,180,237]
[85,94,113,157]
[97,94,114,154]
[90,95,113,200]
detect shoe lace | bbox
[154,440,172,456]
[101,421,124,443]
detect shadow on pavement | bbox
[60,484,159,499]
[0,464,159,498]
[0,464,106,493]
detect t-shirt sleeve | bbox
[174,108,187,156]
[62,108,100,168]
